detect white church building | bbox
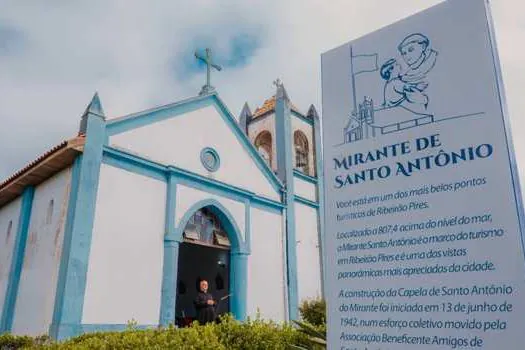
[0,81,324,339]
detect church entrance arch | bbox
[172,200,247,326]
[176,208,230,325]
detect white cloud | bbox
[0,0,524,185]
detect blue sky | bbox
[0,0,524,185]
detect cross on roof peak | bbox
[195,48,222,95]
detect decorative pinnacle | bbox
[239,102,252,134]
[84,92,104,117]
[274,78,289,101]
[79,92,105,134]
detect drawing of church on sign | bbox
[340,32,486,146]
[343,96,377,143]
[0,50,324,340]
[343,33,438,144]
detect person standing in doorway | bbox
[194,280,216,324]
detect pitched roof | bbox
[0,136,85,207]
[106,92,285,193]
[252,95,304,119]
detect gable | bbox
[107,95,282,201]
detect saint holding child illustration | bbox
[381,33,438,114]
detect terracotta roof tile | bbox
[252,96,303,119]
[0,136,85,206]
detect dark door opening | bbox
[175,207,231,327]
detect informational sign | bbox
[321,0,525,348]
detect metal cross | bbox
[273,78,282,87]
[195,48,222,95]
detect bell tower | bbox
[239,82,324,320]
[240,82,318,181]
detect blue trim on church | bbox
[293,169,318,184]
[102,148,167,183]
[107,95,210,134]
[50,155,82,336]
[165,174,178,240]
[0,88,323,339]
[313,111,326,297]
[0,186,34,332]
[244,199,251,253]
[211,94,284,192]
[200,147,221,172]
[102,146,284,214]
[172,199,248,320]
[106,93,284,197]
[274,87,299,321]
[174,199,248,253]
[50,107,106,340]
[291,110,314,126]
[104,91,288,325]
[294,196,319,209]
[159,240,180,327]
[159,174,179,326]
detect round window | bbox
[200,147,220,172]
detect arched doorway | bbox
[175,207,231,326]
[170,200,248,327]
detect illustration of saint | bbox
[381,33,438,114]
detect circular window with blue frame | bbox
[200,147,220,172]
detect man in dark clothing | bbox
[194,280,216,324]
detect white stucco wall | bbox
[174,185,245,241]
[293,177,317,202]
[294,203,322,303]
[0,197,22,319]
[247,207,286,321]
[82,163,166,325]
[110,105,280,202]
[291,115,316,177]
[12,168,72,336]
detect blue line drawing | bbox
[353,53,379,75]
[386,33,437,113]
[340,33,483,145]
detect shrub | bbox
[50,325,224,350]
[298,298,326,326]
[0,333,52,349]
[0,333,34,349]
[215,313,303,350]
[0,312,321,349]
[290,320,326,350]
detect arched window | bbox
[183,208,230,248]
[254,131,273,167]
[46,199,54,225]
[294,131,309,174]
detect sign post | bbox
[321,0,525,348]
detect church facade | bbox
[0,83,324,339]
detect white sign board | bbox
[321,0,525,348]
